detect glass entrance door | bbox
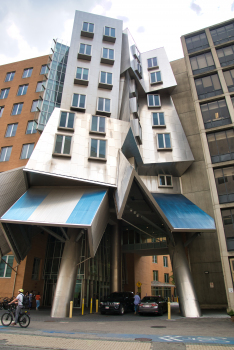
[74,279,82,308]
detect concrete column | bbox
[110,222,121,292]
[169,234,201,317]
[51,228,80,318]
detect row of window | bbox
[152,256,169,267]
[0,255,40,280]
[153,271,169,283]
[0,143,34,162]
[0,81,45,100]
[0,100,41,117]
[78,44,114,63]
[81,22,116,41]
[4,65,48,83]
[4,121,37,138]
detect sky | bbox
[0,0,234,66]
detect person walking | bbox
[134,292,141,315]
[29,291,33,310]
[35,292,41,310]
[8,289,24,325]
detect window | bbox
[214,166,234,204]
[195,74,222,100]
[163,256,168,267]
[5,72,15,82]
[32,258,41,280]
[223,69,234,92]
[153,270,158,281]
[20,143,34,159]
[91,115,106,133]
[17,84,28,96]
[31,100,41,112]
[40,65,48,75]
[152,255,157,263]
[104,26,115,37]
[0,255,14,278]
[150,71,162,84]
[164,273,169,283]
[71,93,86,111]
[200,99,231,129]
[54,135,72,155]
[152,112,165,126]
[190,52,215,75]
[90,139,106,159]
[22,68,33,78]
[76,67,89,81]
[135,61,142,79]
[0,88,10,99]
[207,129,234,163]
[0,106,4,118]
[221,209,234,239]
[217,45,234,67]
[147,57,158,69]
[157,134,171,149]
[5,123,18,138]
[97,97,111,115]
[82,22,94,33]
[158,175,173,187]
[147,94,161,107]
[0,146,12,162]
[101,48,114,64]
[185,32,209,53]
[26,121,37,134]
[78,44,92,61]
[210,22,234,45]
[12,103,23,115]
[36,81,45,92]
[59,111,75,129]
[99,71,113,89]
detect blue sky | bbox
[0,0,234,65]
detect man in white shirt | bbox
[134,292,141,314]
[9,289,24,325]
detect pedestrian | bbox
[35,292,41,310]
[29,291,33,310]
[8,288,24,325]
[25,291,29,308]
[134,292,141,314]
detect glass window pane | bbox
[197,55,207,69]
[107,73,112,84]
[27,144,34,158]
[99,140,106,158]
[147,58,152,68]
[159,176,165,186]
[153,57,157,66]
[86,45,91,55]
[67,113,74,128]
[154,95,160,106]
[79,95,86,108]
[98,98,104,111]
[105,99,110,112]
[80,44,85,54]
[159,113,165,125]
[166,176,172,186]
[55,135,63,153]
[165,134,171,148]
[91,139,98,157]
[158,134,164,148]
[12,123,18,136]
[109,49,114,60]
[83,68,89,80]
[63,136,71,154]
[83,22,88,31]
[89,23,94,33]
[76,67,82,79]
[60,112,67,127]
[151,73,156,83]
[153,113,158,125]
[105,27,109,35]
[72,94,79,107]
[156,71,161,81]
[101,71,106,83]
[111,28,115,37]
[91,116,98,131]
[103,48,108,58]
[148,95,154,106]
[99,117,105,132]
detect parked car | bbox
[100,292,134,315]
[138,296,167,316]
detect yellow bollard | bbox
[96,299,99,313]
[168,301,171,320]
[90,298,93,314]
[82,298,84,316]
[69,301,73,318]
[168,297,170,302]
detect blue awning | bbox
[151,193,216,231]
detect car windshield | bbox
[141,297,159,303]
[108,293,124,300]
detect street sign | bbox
[136,281,142,287]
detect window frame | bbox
[5,123,18,138]
[152,255,157,263]
[90,115,106,135]
[157,133,172,150]
[101,48,115,65]
[0,146,12,162]
[53,134,72,158]
[71,93,86,112]
[26,121,37,135]
[147,57,158,70]
[17,84,28,96]
[150,71,162,85]
[163,256,168,267]
[20,143,35,160]
[195,73,223,100]
[0,88,10,100]
[103,26,116,43]
[96,97,111,116]
[0,255,14,278]
[153,270,158,281]
[189,52,215,75]
[0,106,4,118]
[5,72,15,82]
[78,43,92,61]
[40,65,48,75]
[58,111,75,130]
[164,273,169,283]
[152,112,165,128]
[89,137,107,161]
[12,103,23,116]
[147,94,161,108]
[81,22,94,38]
[158,174,173,188]
[36,81,46,93]
[22,68,33,79]
[98,71,113,90]
[31,100,41,112]
[74,67,89,86]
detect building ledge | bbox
[81,30,94,38]
[100,57,114,65]
[103,35,116,43]
[77,53,92,61]
[74,78,89,86]
[88,157,107,162]
[70,106,86,113]
[52,153,71,159]
[98,82,113,90]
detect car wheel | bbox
[158,307,163,316]
[119,305,124,315]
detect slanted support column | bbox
[169,234,201,317]
[51,228,80,317]
[110,222,121,292]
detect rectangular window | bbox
[221,208,234,239]
[91,115,106,133]
[79,43,91,56]
[22,68,33,78]
[195,74,222,100]
[0,146,12,162]
[31,258,41,280]
[164,273,169,283]
[36,81,45,92]
[152,255,157,263]
[147,94,161,107]
[20,143,34,159]
[207,129,234,164]
[211,22,234,45]
[217,45,234,67]
[0,88,10,99]
[152,112,165,126]
[157,134,171,149]
[100,71,112,85]
[76,67,89,81]
[26,121,37,134]
[163,256,168,267]
[190,52,215,75]
[159,175,173,187]
[12,103,23,115]
[5,72,15,82]
[5,123,18,138]
[0,255,14,278]
[153,270,158,281]
[31,100,41,112]
[90,139,106,159]
[150,71,162,84]
[105,26,115,37]
[59,111,75,129]
[82,22,94,33]
[102,48,114,60]
[200,99,231,129]
[17,84,28,96]
[214,166,234,204]
[0,106,4,118]
[97,97,111,114]
[40,65,48,75]
[147,57,158,69]
[54,135,72,155]
[71,94,86,109]
[185,32,209,53]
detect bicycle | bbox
[1,305,30,328]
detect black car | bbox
[100,292,134,315]
[138,296,167,316]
